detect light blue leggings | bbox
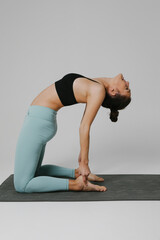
[13,105,75,193]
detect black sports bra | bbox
[54,73,101,106]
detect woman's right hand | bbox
[78,162,91,185]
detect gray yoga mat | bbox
[0,174,160,202]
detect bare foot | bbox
[75,168,104,182]
[87,173,104,182]
[75,175,107,192]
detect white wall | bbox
[0,0,159,184]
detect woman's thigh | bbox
[13,115,56,192]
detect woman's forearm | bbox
[79,126,90,164]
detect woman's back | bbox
[30,73,101,111]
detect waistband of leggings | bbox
[27,105,57,122]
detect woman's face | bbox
[112,73,131,98]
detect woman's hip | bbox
[17,105,58,144]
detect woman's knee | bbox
[13,176,27,193]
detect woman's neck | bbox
[92,77,113,90]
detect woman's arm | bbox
[78,85,106,164]
[79,125,90,164]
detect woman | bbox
[13,72,131,193]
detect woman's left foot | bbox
[75,168,104,182]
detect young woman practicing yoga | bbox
[13,72,131,193]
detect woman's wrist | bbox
[79,159,89,165]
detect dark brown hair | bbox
[101,91,131,122]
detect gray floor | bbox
[0,201,160,240]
